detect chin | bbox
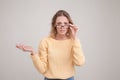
[59,33,67,36]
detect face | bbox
[55,16,69,36]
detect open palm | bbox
[16,44,33,53]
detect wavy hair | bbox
[49,10,74,39]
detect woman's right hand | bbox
[16,44,34,53]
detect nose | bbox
[61,24,65,27]
[61,25,64,27]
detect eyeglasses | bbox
[56,23,70,29]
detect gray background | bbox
[0,0,120,80]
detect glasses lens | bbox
[56,23,69,28]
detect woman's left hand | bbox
[69,24,79,39]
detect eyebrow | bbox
[56,22,69,24]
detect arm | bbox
[72,39,85,66]
[16,39,48,74]
[69,24,85,66]
[31,39,48,74]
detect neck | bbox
[55,34,68,40]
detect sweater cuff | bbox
[30,53,40,61]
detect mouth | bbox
[60,29,66,32]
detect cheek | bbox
[56,28,59,32]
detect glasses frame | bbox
[55,23,70,29]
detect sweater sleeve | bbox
[72,39,85,66]
[31,39,48,74]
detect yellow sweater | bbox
[31,37,85,79]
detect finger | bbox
[70,25,77,31]
[16,44,22,48]
[69,24,78,30]
[77,27,80,31]
[22,45,28,50]
[69,24,78,27]
[16,44,19,48]
[75,27,79,31]
[17,44,25,50]
[69,24,74,28]
[22,46,26,51]
[70,27,74,32]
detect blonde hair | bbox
[50,10,74,39]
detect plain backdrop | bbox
[0,0,120,80]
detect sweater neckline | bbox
[49,37,71,42]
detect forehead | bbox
[56,16,69,23]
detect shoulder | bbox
[39,36,53,44]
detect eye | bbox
[56,22,62,25]
[64,22,68,24]
[64,22,69,26]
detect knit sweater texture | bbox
[31,36,85,79]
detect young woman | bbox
[16,10,85,80]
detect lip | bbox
[60,29,66,32]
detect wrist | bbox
[31,50,36,55]
[72,36,77,40]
